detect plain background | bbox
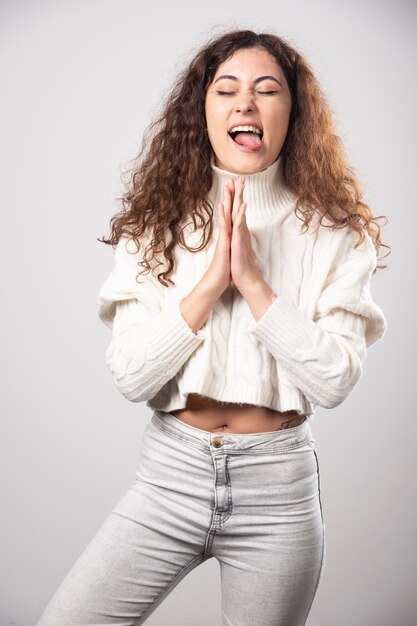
[1,1,415,625]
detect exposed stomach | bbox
[170,393,307,434]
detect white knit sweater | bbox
[97,155,387,419]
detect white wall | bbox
[0,0,415,624]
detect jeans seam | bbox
[131,553,207,626]
[218,455,233,524]
[234,438,313,453]
[301,447,326,623]
[313,449,324,523]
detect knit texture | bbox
[97,154,388,418]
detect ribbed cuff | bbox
[146,300,206,363]
[247,294,315,356]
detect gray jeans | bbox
[36,409,325,625]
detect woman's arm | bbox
[98,236,221,402]
[242,230,388,409]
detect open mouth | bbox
[228,129,264,142]
[228,128,264,152]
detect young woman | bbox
[37,29,388,626]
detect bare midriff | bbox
[170,393,307,434]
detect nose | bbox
[233,94,256,113]
[235,103,253,113]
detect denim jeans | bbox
[36,409,326,626]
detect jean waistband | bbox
[151,409,315,453]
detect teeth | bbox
[229,125,262,135]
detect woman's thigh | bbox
[35,420,214,625]
[213,441,326,626]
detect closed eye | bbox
[216,90,278,96]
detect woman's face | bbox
[205,46,292,174]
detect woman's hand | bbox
[225,176,263,291]
[203,182,233,295]
[203,175,262,295]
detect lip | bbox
[228,133,263,153]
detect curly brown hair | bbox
[98,28,390,287]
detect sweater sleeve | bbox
[247,229,388,409]
[97,236,206,402]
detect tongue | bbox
[234,132,262,150]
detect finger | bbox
[232,177,245,221]
[223,183,232,227]
[219,203,227,236]
[223,181,230,205]
[225,177,237,200]
[220,193,232,234]
[234,201,245,227]
[227,177,235,209]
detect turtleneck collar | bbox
[209,153,295,223]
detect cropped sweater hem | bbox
[145,382,315,419]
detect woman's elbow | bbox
[107,359,166,403]
[110,372,157,403]
[315,356,364,409]
[105,348,149,402]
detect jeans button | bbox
[211,436,223,448]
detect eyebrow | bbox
[214,74,282,87]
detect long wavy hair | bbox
[98,29,390,287]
